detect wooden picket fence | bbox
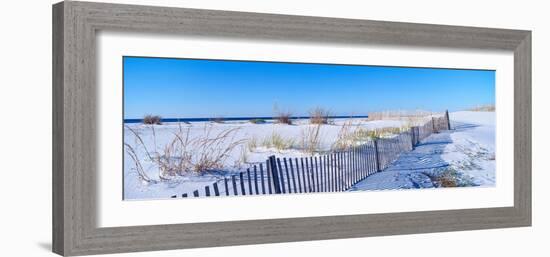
[173,111,451,198]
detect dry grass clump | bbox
[124,123,245,181]
[467,104,495,112]
[192,126,245,172]
[262,132,296,151]
[300,124,322,154]
[273,103,293,125]
[143,115,162,125]
[332,120,355,151]
[309,107,331,125]
[124,141,153,183]
[275,111,293,125]
[429,170,459,187]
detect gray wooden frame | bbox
[52,1,531,256]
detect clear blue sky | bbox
[123,56,495,119]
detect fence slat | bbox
[276,158,286,194]
[283,158,293,194]
[334,153,339,191]
[350,150,353,187]
[314,156,320,192]
[253,165,259,195]
[268,156,281,194]
[321,155,326,192]
[353,147,357,185]
[303,158,309,192]
[340,152,344,191]
[182,193,187,198]
[308,157,315,192]
[301,158,308,193]
[193,190,199,197]
[340,151,345,191]
[289,158,298,193]
[231,175,238,196]
[294,158,302,193]
[205,186,210,197]
[213,182,220,196]
[224,177,229,196]
[362,145,367,179]
[374,139,380,172]
[325,155,330,192]
[346,150,351,189]
[239,172,246,196]
[362,145,367,178]
[266,160,273,194]
[331,154,336,192]
[445,109,451,130]
[311,157,317,192]
[247,168,252,194]
[260,163,266,194]
[353,149,357,185]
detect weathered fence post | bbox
[205,186,211,197]
[269,155,282,194]
[224,177,229,196]
[239,172,246,195]
[445,109,451,130]
[409,127,416,150]
[276,158,286,194]
[213,182,220,196]
[373,139,381,172]
[431,117,437,133]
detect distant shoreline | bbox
[124,115,369,124]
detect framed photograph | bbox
[53,1,531,256]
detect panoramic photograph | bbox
[123,57,496,200]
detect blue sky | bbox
[123,56,495,119]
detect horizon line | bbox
[123,114,371,123]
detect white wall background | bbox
[0,0,547,256]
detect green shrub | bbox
[249,118,266,124]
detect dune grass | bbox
[332,120,410,151]
[262,132,296,151]
[124,123,245,181]
[300,124,322,154]
[309,107,331,125]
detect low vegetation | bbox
[300,124,322,154]
[332,120,355,151]
[426,168,476,188]
[247,137,258,152]
[309,107,331,125]
[275,111,293,125]
[332,121,410,151]
[262,132,296,151]
[124,123,245,181]
[143,115,162,125]
[249,118,266,124]
[273,103,293,125]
